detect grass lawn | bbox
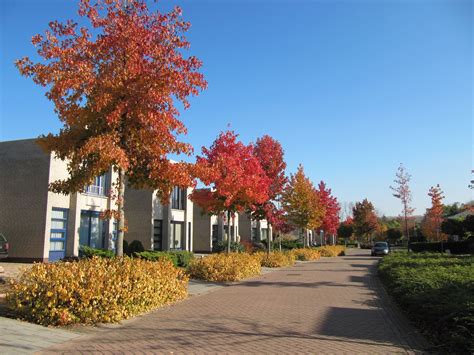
[378,252,474,354]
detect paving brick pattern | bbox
[41,250,429,354]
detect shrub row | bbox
[187,253,261,282]
[291,248,321,261]
[378,252,474,353]
[7,257,188,326]
[256,251,296,267]
[318,245,346,257]
[409,239,474,254]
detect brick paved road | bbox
[42,250,429,354]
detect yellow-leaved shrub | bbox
[291,248,321,261]
[7,256,188,326]
[318,245,346,257]
[188,253,261,282]
[256,251,296,268]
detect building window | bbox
[153,219,163,251]
[251,227,258,241]
[212,224,218,244]
[261,228,269,241]
[171,187,186,210]
[79,210,106,249]
[224,225,235,239]
[170,221,184,250]
[188,222,192,251]
[85,173,108,196]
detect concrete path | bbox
[0,316,80,354]
[37,250,429,354]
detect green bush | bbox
[378,252,474,353]
[79,245,115,259]
[272,239,304,250]
[7,257,188,326]
[135,251,194,268]
[126,240,145,255]
[135,251,178,266]
[409,240,474,254]
[212,241,245,253]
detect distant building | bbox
[125,186,194,252]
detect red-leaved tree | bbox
[190,131,271,253]
[252,135,288,253]
[16,0,207,256]
[317,181,341,244]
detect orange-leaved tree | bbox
[190,131,271,253]
[16,0,207,256]
[421,184,446,241]
[252,135,288,254]
[281,165,324,247]
[316,181,341,245]
[352,199,378,244]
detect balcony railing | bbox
[85,185,105,196]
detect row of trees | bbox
[18,0,340,255]
[338,164,473,244]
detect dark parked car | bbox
[371,241,390,256]
[0,233,8,257]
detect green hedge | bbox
[135,251,194,268]
[272,239,303,250]
[212,241,245,253]
[79,245,115,259]
[409,239,474,254]
[378,252,474,353]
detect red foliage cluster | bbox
[316,181,341,236]
[190,131,271,214]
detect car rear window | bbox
[0,234,6,242]
[374,242,387,247]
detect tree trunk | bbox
[405,210,410,253]
[116,167,125,257]
[267,224,272,255]
[226,210,231,253]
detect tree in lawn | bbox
[390,164,415,245]
[16,0,207,256]
[252,135,288,254]
[352,199,378,244]
[421,184,446,241]
[316,181,341,245]
[281,165,324,247]
[190,131,271,253]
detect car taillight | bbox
[4,243,8,250]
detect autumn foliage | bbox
[316,181,341,236]
[352,199,378,242]
[282,165,324,243]
[421,184,447,241]
[16,0,207,255]
[191,131,270,214]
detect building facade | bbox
[238,213,271,243]
[125,186,194,252]
[193,205,239,253]
[0,139,117,262]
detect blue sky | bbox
[1,0,472,216]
